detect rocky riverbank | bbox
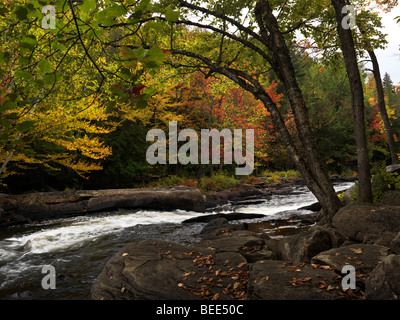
[0,176,354,229]
[0,187,205,228]
[90,191,400,300]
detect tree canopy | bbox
[1,0,400,217]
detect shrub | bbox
[261,169,301,179]
[350,162,400,203]
[200,173,239,191]
[371,162,400,203]
[241,175,262,184]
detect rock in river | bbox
[0,186,205,228]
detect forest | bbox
[0,0,400,217]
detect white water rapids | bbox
[0,182,354,299]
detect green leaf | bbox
[80,0,96,12]
[108,5,127,17]
[15,70,33,81]
[165,6,179,22]
[13,6,28,20]
[133,47,147,59]
[120,68,132,80]
[0,51,10,64]
[43,72,56,83]
[16,120,36,133]
[0,7,9,16]
[38,59,52,73]
[136,94,149,109]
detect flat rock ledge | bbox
[91,196,400,301]
[0,186,205,228]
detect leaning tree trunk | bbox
[331,0,373,203]
[255,0,343,219]
[368,50,399,165]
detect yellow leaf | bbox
[349,248,363,254]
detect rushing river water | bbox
[0,182,353,300]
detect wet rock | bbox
[199,218,247,240]
[380,191,400,207]
[198,230,266,255]
[390,232,400,254]
[248,260,345,300]
[365,254,400,300]
[332,203,400,242]
[311,244,390,275]
[0,187,205,228]
[386,164,400,174]
[266,225,346,264]
[90,240,249,300]
[342,185,356,205]
[182,213,265,224]
[298,202,321,212]
[204,184,271,209]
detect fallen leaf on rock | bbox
[287,277,312,286]
[349,248,363,254]
[122,253,128,256]
[327,285,339,291]
[237,262,247,268]
[319,265,333,270]
[318,280,327,289]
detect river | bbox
[0,182,353,300]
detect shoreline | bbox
[0,176,357,229]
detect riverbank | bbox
[91,191,400,300]
[0,176,356,229]
[0,179,354,300]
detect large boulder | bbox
[311,244,390,275]
[365,254,400,300]
[90,240,250,300]
[380,191,400,207]
[386,164,400,174]
[265,225,346,264]
[248,260,346,300]
[332,203,400,242]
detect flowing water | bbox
[0,182,353,300]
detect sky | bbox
[374,6,400,85]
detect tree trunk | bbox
[331,0,373,203]
[255,0,343,219]
[368,50,399,165]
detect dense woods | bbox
[1,0,400,218]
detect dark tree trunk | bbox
[255,0,343,219]
[331,0,373,203]
[368,50,399,165]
